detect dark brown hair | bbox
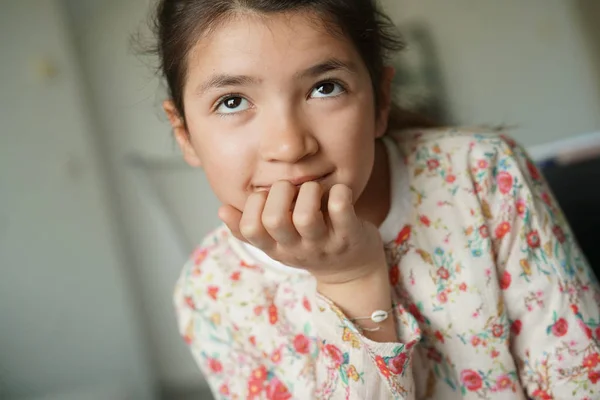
[148,0,435,129]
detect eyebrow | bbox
[195,75,260,96]
[295,58,358,80]
[195,58,357,96]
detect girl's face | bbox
[165,12,393,211]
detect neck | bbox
[355,138,391,228]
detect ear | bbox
[163,100,202,167]
[375,66,396,138]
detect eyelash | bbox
[212,79,349,116]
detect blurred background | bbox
[1,0,599,399]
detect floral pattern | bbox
[174,128,600,399]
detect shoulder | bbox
[387,126,536,179]
[389,126,522,158]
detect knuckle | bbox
[292,211,315,228]
[328,199,347,214]
[262,214,286,230]
[239,221,261,238]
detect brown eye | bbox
[216,96,250,114]
[225,97,242,109]
[317,83,335,95]
[311,82,345,98]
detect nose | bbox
[259,109,318,163]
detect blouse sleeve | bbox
[173,260,255,399]
[174,236,421,399]
[312,293,421,399]
[476,135,600,399]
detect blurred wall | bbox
[62,0,220,395]
[0,1,155,399]
[384,0,600,145]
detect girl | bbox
[151,0,600,398]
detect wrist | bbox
[316,261,392,317]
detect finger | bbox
[262,181,301,245]
[328,184,361,237]
[239,192,276,250]
[293,181,328,241]
[218,204,245,242]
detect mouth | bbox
[254,172,333,191]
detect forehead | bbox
[185,11,363,79]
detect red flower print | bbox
[571,304,579,314]
[389,264,400,286]
[266,377,291,400]
[541,192,552,206]
[491,349,500,358]
[583,353,600,369]
[479,225,489,238]
[532,389,552,400]
[302,297,311,312]
[579,320,593,339]
[552,318,568,337]
[395,225,411,245]
[324,344,344,367]
[527,160,541,180]
[446,174,457,183]
[527,231,541,248]
[511,320,522,336]
[435,330,445,343]
[268,304,278,325]
[492,324,504,338]
[437,291,448,304]
[471,336,481,347]
[496,374,511,391]
[497,171,513,194]
[184,296,195,309]
[248,378,264,398]
[589,370,600,384]
[459,282,467,291]
[595,326,600,339]
[427,159,440,170]
[420,215,431,227]
[207,286,219,300]
[193,248,207,265]
[553,225,566,243]
[230,271,241,281]
[375,355,391,377]
[478,160,488,169]
[499,270,511,290]
[271,348,282,364]
[219,384,230,395]
[437,267,450,280]
[460,369,483,391]
[516,199,527,216]
[208,358,223,373]
[249,336,257,346]
[495,222,511,239]
[408,303,425,323]
[254,306,263,316]
[427,347,443,363]
[389,352,408,375]
[251,365,268,382]
[293,334,310,355]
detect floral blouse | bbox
[174,128,600,399]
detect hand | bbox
[218,181,387,285]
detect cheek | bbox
[190,130,257,209]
